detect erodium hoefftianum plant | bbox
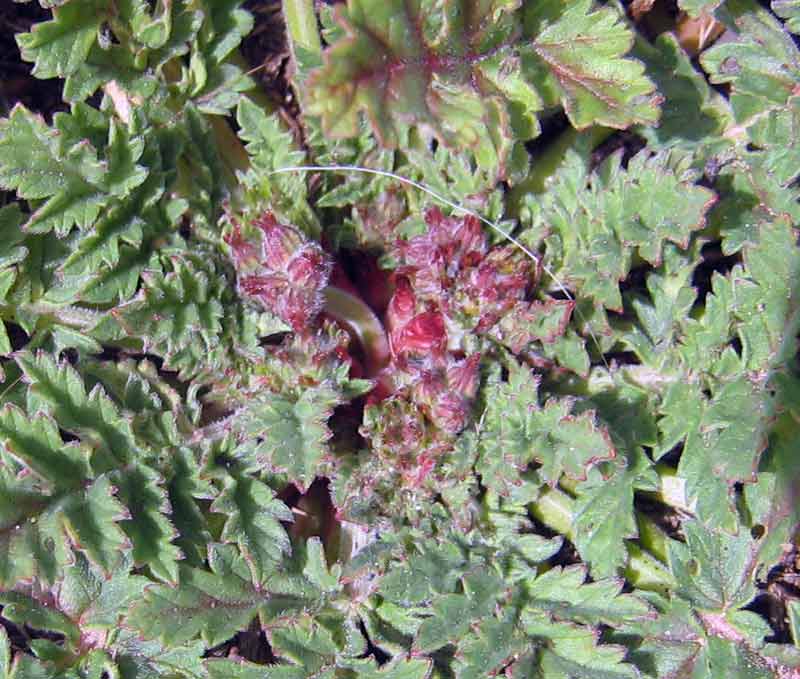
[0,0,799,677]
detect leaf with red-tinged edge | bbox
[478,356,616,490]
[305,0,536,175]
[525,0,660,130]
[489,298,574,353]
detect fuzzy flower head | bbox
[225,212,333,332]
[389,207,536,346]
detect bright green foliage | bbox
[0,106,147,235]
[523,0,660,129]
[524,146,715,311]
[210,472,293,584]
[478,356,616,490]
[0,0,799,677]
[15,0,105,80]
[701,0,800,123]
[113,255,227,379]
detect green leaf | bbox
[525,565,653,627]
[114,464,182,584]
[0,106,147,235]
[61,474,131,573]
[113,631,208,679]
[235,100,316,233]
[668,518,761,611]
[0,404,90,490]
[522,618,640,678]
[56,552,149,630]
[701,0,800,122]
[0,590,81,648]
[570,471,638,578]
[523,0,660,130]
[660,375,770,530]
[16,351,138,472]
[526,147,714,311]
[478,357,616,489]
[679,0,725,17]
[129,543,328,646]
[210,473,292,584]
[306,0,533,175]
[16,0,104,79]
[112,256,227,380]
[237,386,342,491]
[413,569,505,653]
[634,32,729,149]
[452,616,527,679]
[774,0,800,32]
[0,627,9,679]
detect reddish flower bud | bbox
[230,212,332,332]
[386,276,416,328]
[256,213,307,271]
[447,353,481,397]
[394,310,447,358]
[224,219,258,267]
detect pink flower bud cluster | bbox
[388,207,536,354]
[225,213,333,332]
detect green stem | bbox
[530,486,675,591]
[283,0,322,58]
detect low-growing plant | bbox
[0,0,798,677]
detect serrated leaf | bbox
[113,631,208,679]
[238,386,342,491]
[668,518,763,611]
[235,100,316,233]
[570,472,638,578]
[306,0,533,175]
[114,464,182,583]
[526,147,714,310]
[661,375,770,530]
[16,351,138,472]
[16,0,104,79]
[525,565,653,627]
[452,616,527,679]
[701,0,800,122]
[112,256,227,380]
[413,569,505,653]
[210,473,292,584]
[523,618,640,678]
[61,474,131,572]
[0,404,90,490]
[56,552,149,629]
[524,0,660,130]
[129,543,327,646]
[0,106,147,235]
[478,357,616,490]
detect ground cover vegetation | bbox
[0,0,799,676]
